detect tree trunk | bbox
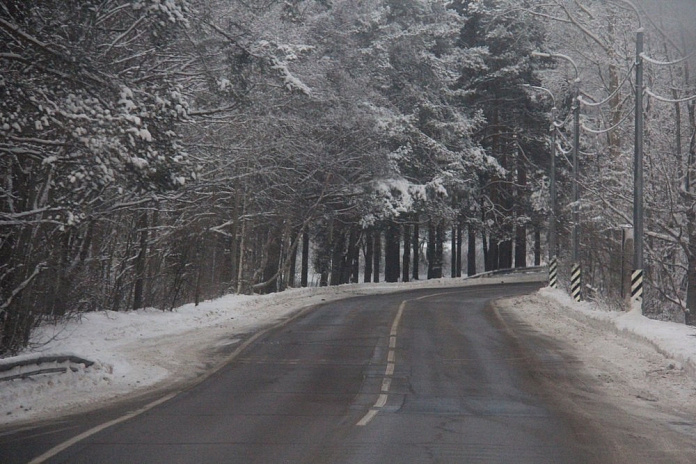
[364,230,373,283]
[145,209,159,307]
[236,191,248,294]
[330,227,345,286]
[434,222,444,278]
[194,242,203,306]
[350,228,360,284]
[301,230,309,287]
[468,224,477,276]
[451,223,457,278]
[687,211,696,325]
[482,232,490,272]
[499,237,512,269]
[402,224,411,283]
[534,228,541,266]
[132,211,149,310]
[52,229,72,317]
[515,225,527,268]
[373,229,381,283]
[685,93,696,322]
[230,186,241,290]
[288,229,298,287]
[263,226,283,293]
[515,155,528,268]
[489,235,500,271]
[456,220,462,277]
[427,220,435,279]
[385,222,400,283]
[412,219,420,280]
[319,220,332,287]
[339,227,352,285]
[340,227,355,284]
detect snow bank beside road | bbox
[502,288,696,422]
[538,287,696,378]
[0,274,543,426]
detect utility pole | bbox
[529,52,581,298]
[632,29,645,312]
[549,107,558,288]
[570,90,582,302]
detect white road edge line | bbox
[28,392,177,464]
[28,302,320,464]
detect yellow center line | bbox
[381,378,392,392]
[356,409,379,426]
[375,394,388,408]
[357,300,406,426]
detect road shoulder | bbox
[495,292,696,464]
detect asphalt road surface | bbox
[1,282,692,463]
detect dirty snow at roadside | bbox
[502,287,696,421]
[0,274,542,426]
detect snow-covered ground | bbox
[502,288,696,424]
[4,273,696,430]
[0,274,541,426]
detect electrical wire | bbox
[645,87,696,104]
[556,140,571,155]
[640,51,696,67]
[578,63,635,108]
[581,105,635,134]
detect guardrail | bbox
[467,266,547,279]
[0,355,95,382]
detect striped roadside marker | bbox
[570,263,582,302]
[631,269,643,303]
[549,257,558,288]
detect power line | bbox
[640,51,696,67]
[578,63,635,108]
[581,105,635,134]
[645,87,696,104]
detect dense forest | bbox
[1,0,695,355]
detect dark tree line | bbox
[1,0,554,355]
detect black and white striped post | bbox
[631,269,643,306]
[571,263,582,302]
[549,257,558,288]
